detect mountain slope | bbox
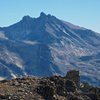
[0,12,100,86]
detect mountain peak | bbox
[39,12,55,21]
[22,15,33,21]
[1,12,100,87]
[40,12,47,17]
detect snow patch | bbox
[45,23,58,38]
[23,40,38,45]
[0,49,24,69]
[0,77,5,80]
[0,31,8,40]
[62,29,70,36]
[11,73,17,78]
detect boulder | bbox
[66,70,81,88]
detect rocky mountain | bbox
[0,12,100,86]
[0,70,100,100]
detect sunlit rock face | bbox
[0,12,100,86]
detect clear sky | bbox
[0,0,100,33]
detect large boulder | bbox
[66,70,81,88]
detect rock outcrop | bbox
[0,70,100,100]
[66,70,81,88]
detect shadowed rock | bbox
[0,70,100,100]
[66,70,81,88]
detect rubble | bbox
[0,70,100,100]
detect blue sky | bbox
[0,0,100,33]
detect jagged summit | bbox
[40,12,47,17]
[22,12,52,21]
[22,15,32,20]
[22,15,34,22]
[39,12,54,19]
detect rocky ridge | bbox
[0,70,100,100]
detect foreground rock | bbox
[0,70,100,100]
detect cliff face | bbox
[0,70,100,100]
